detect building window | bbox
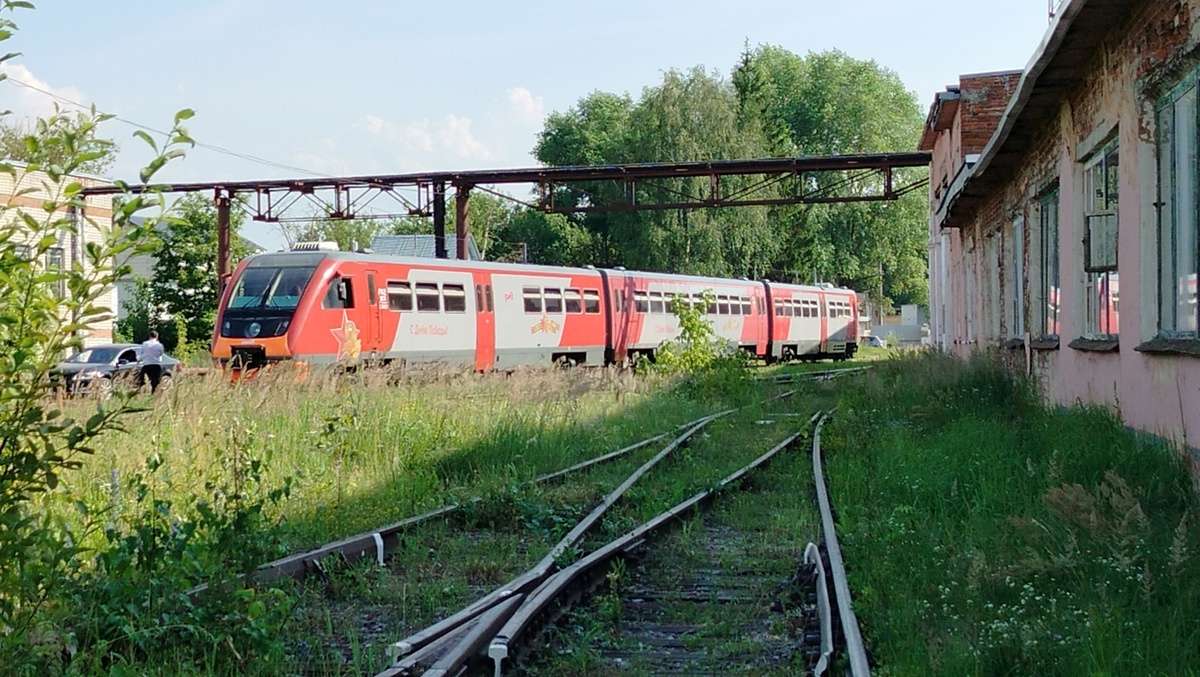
[1157,77,1199,337]
[1083,137,1119,337]
[46,246,65,298]
[1006,217,1025,337]
[1038,187,1060,337]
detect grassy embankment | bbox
[825,352,1200,676]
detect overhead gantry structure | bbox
[80,151,931,285]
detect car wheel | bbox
[158,373,174,392]
[94,376,113,400]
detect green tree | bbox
[152,194,252,349]
[0,27,194,667]
[0,107,118,176]
[734,46,929,306]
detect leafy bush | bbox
[651,291,751,401]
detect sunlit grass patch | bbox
[826,352,1200,676]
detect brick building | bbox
[924,0,1200,452]
[1,166,117,346]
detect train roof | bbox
[240,249,855,294]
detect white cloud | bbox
[437,114,491,160]
[356,113,491,161]
[506,86,544,125]
[0,64,88,119]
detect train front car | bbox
[212,250,332,372]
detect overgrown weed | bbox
[827,351,1200,675]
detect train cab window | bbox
[416,283,440,312]
[443,284,467,313]
[741,297,752,315]
[584,289,601,314]
[717,295,729,315]
[649,291,664,314]
[523,287,543,313]
[544,288,563,313]
[387,281,413,311]
[323,277,355,309]
[564,288,582,314]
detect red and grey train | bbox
[210,245,859,371]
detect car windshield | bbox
[66,347,123,364]
[228,266,318,310]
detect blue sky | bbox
[0,1,1057,248]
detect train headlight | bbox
[279,319,290,334]
[222,320,230,335]
[245,322,262,338]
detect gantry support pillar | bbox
[216,189,232,291]
[433,181,447,259]
[456,184,471,260]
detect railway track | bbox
[207,368,871,673]
[360,401,875,676]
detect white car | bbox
[864,335,887,349]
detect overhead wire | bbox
[1,74,331,178]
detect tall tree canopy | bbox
[531,47,929,308]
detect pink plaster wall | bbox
[927,0,1200,451]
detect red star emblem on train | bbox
[330,310,362,360]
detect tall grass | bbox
[825,352,1200,676]
[50,364,718,554]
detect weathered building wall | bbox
[927,0,1200,454]
[0,168,117,346]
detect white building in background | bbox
[0,166,117,347]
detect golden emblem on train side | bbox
[531,314,561,334]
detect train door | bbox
[473,272,495,370]
[366,269,382,354]
[754,288,768,357]
[818,293,829,354]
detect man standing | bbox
[140,330,165,393]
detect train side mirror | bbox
[336,278,348,302]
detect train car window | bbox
[741,297,751,315]
[649,291,664,314]
[387,281,413,311]
[416,283,440,312]
[475,284,484,310]
[664,295,674,314]
[323,277,355,309]
[717,295,729,315]
[367,274,377,306]
[706,297,717,315]
[634,291,649,314]
[523,287,542,313]
[544,288,563,313]
[486,285,494,312]
[443,284,467,313]
[773,298,782,316]
[564,288,582,314]
[583,289,601,314]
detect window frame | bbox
[415,282,441,313]
[1156,74,1200,339]
[387,280,414,312]
[1037,185,1061,338]
[1082,136,1120,339]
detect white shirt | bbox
[141,338,164,365]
